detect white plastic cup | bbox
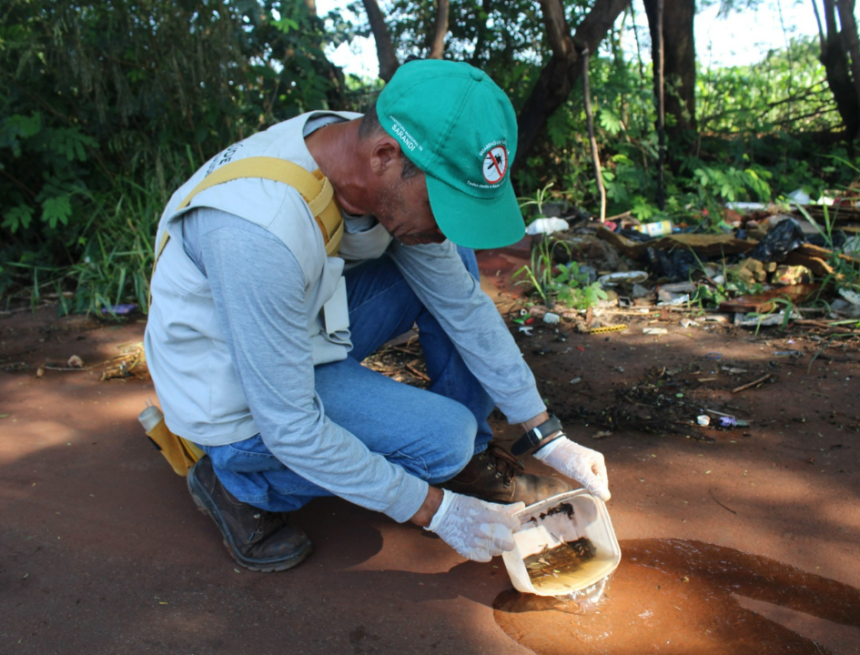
[502,490,621,597]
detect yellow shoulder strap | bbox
[154,156,343,266]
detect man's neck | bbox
[304,119,373,216]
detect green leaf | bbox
[2,204,35,232]
[41,195,73,229]
[598,109,623,136]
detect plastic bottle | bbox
[138,404,165,433]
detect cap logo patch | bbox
[483,145,508,184]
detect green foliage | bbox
[514,238,607,310]
[1,0,343,312]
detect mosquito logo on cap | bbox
[483,145,508,184]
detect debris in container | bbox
[524,537,596,585]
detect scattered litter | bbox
[680,318,700,328]
[526,217,570,235]
[704,315,729,323]
[588,324,628,334]
[749,218,806,263]
[697,415,711,427]
[101,303,138,315]
[659,281,697,294]
[569,377,582,385]
[543,312,561,325]
[733,311,800,327]
[634,220,673,238]
[643,327,668,335]
[591,430,612,440]
[720,366,748,374]
[839,288,860,306]
[67,355,84,368]
[705,352,722,360]
[717,416,751,428]
[518,326,533,335]
[597,271,649,287]
[774,350,803,357]
[657,293,690,306]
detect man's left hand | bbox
[533,436,611,501]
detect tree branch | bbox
[362,0,399,82]
[515,0,630,176]
[428,0,449,59]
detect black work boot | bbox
[441,442,571,505]
[187,456,312,572]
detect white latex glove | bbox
[426,489,525,562]
[533,436,611,501]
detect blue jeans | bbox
[202,247,495,513]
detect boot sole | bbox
[187,462,313,573]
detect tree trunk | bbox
[428,0,450,59]
[362,0,400,82]
[836,0,860,112]
[642,0,697,147]
[514,0,630,177]
[814,0,860,139]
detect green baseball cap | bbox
[376,60,525,249]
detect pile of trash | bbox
[524,197,860,330]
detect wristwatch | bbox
[511,413,563,456]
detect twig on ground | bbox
[732,373,773,394]
[710,489,738,515]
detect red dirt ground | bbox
[1,247,859,654]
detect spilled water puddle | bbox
[493,539,860,654]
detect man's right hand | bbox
[424,489,524,562]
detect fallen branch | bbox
[732,373,772,394]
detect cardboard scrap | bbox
[596,226,757,261]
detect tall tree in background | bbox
[642,0,697,155]
[812,0,860,140]
[362,0,450,81]
[360,0,630,170]
[515,0,631,171]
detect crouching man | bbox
[144,59,610,571]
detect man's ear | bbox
[369,136,403,176]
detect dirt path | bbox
[2,257,859,654]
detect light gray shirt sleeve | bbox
[389,239,546,424]
[182,209,428,523]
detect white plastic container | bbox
[502,490,621,597]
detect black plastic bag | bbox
[749,219,806,263]
[647,247,699,281]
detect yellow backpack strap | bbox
[154,156,343,269]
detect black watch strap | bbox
[511,414,563,456]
